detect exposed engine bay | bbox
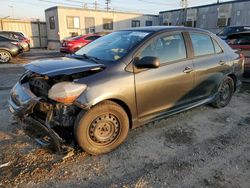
[20,69,103,127]
[11,67,103,152]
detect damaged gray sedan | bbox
[9,27,244,155]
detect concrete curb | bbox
[0,64,23,68]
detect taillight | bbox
[240,53,245,72]
[26,39,30,44]
[11,42,20,46]
[240,53,245,61]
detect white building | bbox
[45,6,159,49]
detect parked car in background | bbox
[0,31,31,51]
[0,35,22,63]
[227,32,250,77]
[60,34,101,53]
[217,26,250,40]
[9,27,244,155]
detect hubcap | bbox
[0,52,10,63]
[88,114,120,145]
[220,83,230,100]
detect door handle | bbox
[183,66,193,73]
[219,60,226,65]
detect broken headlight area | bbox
[10,71,91,153]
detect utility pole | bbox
[105,0,111,11]
[83,3,88,9]
[181,0,188,26]
[217,0,220,4]
[94,0,98,10]
[9,6,14,18]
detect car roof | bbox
[120,26,211,34]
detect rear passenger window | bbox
[235,35,250,45]
[140,34,187,64]
[190,33,214,57]
[0,36,7,41]
[213,39,223,54]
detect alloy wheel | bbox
[0,51,10,63]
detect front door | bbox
[134,32,195,119]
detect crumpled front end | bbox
[8,72,85,152]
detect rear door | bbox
[188,32,228,101]
[134,32,195,119]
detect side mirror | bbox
[134,56,160,69]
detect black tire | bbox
[212,76,234,108]
[74,100,129,155]
[0,50,12,63]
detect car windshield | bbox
[75,31,151,62]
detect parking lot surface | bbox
[0,50,250,187]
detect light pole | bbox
[181,0,188,26]
[9,6,14,18]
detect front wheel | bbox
[74,101,129,155]
[212,77,234,108]
[0,50,12,63]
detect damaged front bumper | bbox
[8,82,68,153]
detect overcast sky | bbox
[0,0,233,21]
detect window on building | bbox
[103,19,113,30]
[145,20,153,26]
[217,17,227,27]
[140,34,187,64]
[67,16,80,29]
[85,17,95,34]
[186,21,193,27]
[227,18,231,26]
[132,20,140,28]
[190,33,215,57]
[49,16,55,30]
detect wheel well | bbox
[0,49,10,53]
[227,74,237,91]
[108,99,133,129]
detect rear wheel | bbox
[212,77,234,108]
[0,50,12,63]
[74,101,129,155]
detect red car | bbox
[227,32,250,77]
[60,34,101,53]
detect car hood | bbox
[24,57,105,76]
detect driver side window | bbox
[140,33,187,64]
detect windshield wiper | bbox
[82,54,100,64]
